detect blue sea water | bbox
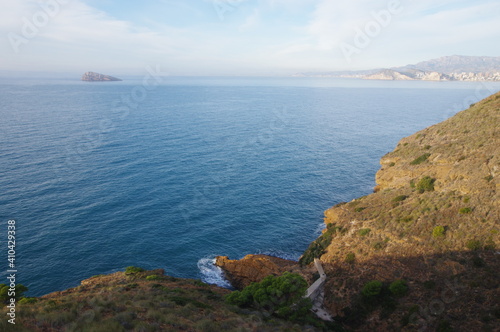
[0,76,499,296]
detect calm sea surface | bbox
[1,76,499,296]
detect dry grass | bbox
[0,269,320,332]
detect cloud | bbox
[0,0,499,75]
[239,8,260,31]
[299,0,500,69]
[1,0,199,72]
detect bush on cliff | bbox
[0,284,28,303]
[299,224,342,266]
[361,280,383,297]
[410,153,431,165]
[225,272,312,323]
[389,279,408,297]
[416,176,436,193]
[125,266,145,274]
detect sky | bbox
[1,0,499,76]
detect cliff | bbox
[82,71,122,81]
[217,92,500,331]
[364,69,414,81]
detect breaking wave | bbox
[197,256,233,289]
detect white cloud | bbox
[0,0,498,75]
[239,8,260,31]
[297,0,500,69]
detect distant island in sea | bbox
[295,55,500,81]
[81,71,122,82]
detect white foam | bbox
[255,249,300,261]
[197,256,233,289]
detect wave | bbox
[197,256,233,289]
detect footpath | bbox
[304,258,334,321]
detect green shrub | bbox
[354,207,366,212]
[373,241,386,250]
[362,280,383,297]
[0,283,28,303]
[466,240,482,251]
[459,207,472,214]
[225,272,311,323]
[145,275,161,281]
[389,279,408,297]
[432,226,446,238]
[410,153,431,165]
[472,256,485,268]
[393,195,409,202]
[18,297,37,304]
[358,228,371,236]
[398,216,413,223]
[485,175,494,182]
[125,266,145,274]
[416,176,435,193]
[436,320,453,332]
[299,230,333,266]
[345,252,356,264]
[423,280,436,289]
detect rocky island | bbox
[81,71,122,82]
[2,92,499,331]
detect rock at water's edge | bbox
[215,254,305,289]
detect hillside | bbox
[217,92,500,331]
[1,268,323,332]
[400,55,500,74]
[314,92,500,330]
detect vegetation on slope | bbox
[301,91,500,331]
[0,268,322,332]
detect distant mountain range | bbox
[295,55,500,81]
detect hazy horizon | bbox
[1,0,499,76]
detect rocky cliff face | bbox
[217,92,500,331]
[215,254,310,289]
[364,69,414,80]
[81,71,122,81]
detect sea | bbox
[1,76,499,296]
